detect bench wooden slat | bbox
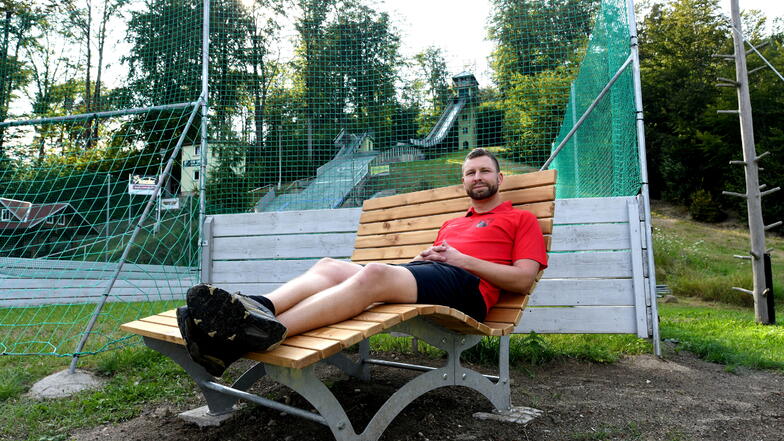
[140,314,177,327]
[247,345,320,369]
[330,320,385,337]
[493,292,528,309]
[360,186,555,224]
[356,202,554,236]
[361,170,557,210]
[353,311,404,328]
[281,335,343,358]
[353,218,553,249]
[368,304,420,320]
[121,320,182,344]
[484,307,521,324]
[302,327,365,347]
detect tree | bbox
[413,46,449,136]
[0,1,36,156]
[638,0,729,203]
[487,0,598,163]
[414,46,450,112]
[293,0,337,166]
[488,0,599,91]
[123,0,202,106]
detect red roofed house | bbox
[0,198,98,234]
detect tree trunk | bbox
[0,9,12,155]
[84,0,94,149]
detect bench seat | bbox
[121,288,531,369]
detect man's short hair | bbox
[464,148,500,173]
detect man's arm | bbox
[417,242,541,294]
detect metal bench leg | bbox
[324,338,371,381]
[457,335,511,411]
[355,319,512,439]
[143,338,238,415]
[265,364,359,441]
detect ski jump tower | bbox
[411,72,479,150]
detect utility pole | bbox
[720,0,778,324]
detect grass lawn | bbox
[651,201,784,307]
[659,299,784,371]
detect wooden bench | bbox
[121,169,556,440]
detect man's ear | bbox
[497,172,504,186]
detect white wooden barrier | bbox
[202,197,658,340]
[0,257,197,307]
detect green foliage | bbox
[500,67,575,163]
[640,0,783,221]
[689,189,726,222]
[489,0,599,164]
[660,303,784,371]
[652,206,784,306]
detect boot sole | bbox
[186,284,287,352]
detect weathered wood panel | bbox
[529,279,635,306]
[211,233,357,260]
[551,196,632,224]
[516,306,638,334]
[543,251,632,278]
[549,223,631,251]
[211,208,362,237]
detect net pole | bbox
[198,0,210,282]
[0,102,196,128]
[68,100,204,373]
[627,0,661,355]
[540,54,634,171]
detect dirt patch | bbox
[73,346,784,441]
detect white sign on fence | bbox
[160,198,180,210]
[128,174,157,195]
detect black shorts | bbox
[397,261,487,322]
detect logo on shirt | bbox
[476,220,490,228]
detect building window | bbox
[194,146,200,155]
[0,209,11,221]
[194,170,200,181]
[45,217,55,225]
[57,215,66,226]
[462,127,468,134]
[463,141,469,149]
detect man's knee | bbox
[354,262,393,286]
[311,257,357,283]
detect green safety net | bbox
[0,0,640,357]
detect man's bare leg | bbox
[263,257,363,313]
[277,263,417,336]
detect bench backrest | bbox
[351,169,556,332]
[351,170,556,264]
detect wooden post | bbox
[728,0,771,324]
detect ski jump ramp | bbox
[410,96,467,148]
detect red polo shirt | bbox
[433,201,548,312]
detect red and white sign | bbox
[128,174,158,195]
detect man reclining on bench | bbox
[177,148,548,376]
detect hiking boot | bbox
[175,306,246,377]
[185,284,288,353]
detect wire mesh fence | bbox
[0,0,641,359]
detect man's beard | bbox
[466,179,499,200]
